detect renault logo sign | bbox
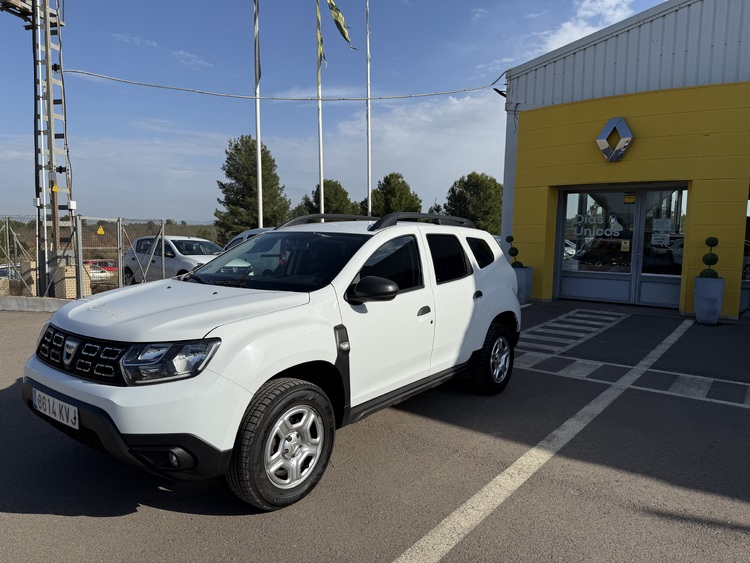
[596,118,633,162]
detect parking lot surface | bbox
[2,301,749,562]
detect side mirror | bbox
[165,248,176,258]
[346,276,399,305]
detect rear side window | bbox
[426,234,472,284]
[466,237,495,269]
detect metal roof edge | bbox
[505,0,702,79]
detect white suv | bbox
[22,213,521,510]
[123,235,223,284]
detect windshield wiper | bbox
[183,271,208,284]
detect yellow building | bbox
[502,0,750,319]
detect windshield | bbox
[191,231,369,291]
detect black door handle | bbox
[473,291,483,299]
[417,306,431,316]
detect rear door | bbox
[423,231,483,374]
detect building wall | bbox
[513,82,750,317]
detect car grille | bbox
[37,325,129,386]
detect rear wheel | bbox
[227,378,335,511]
[470,324,514,395]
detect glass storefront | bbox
[558,186,687,307]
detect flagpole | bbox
[316,0,325,214]
[366,0,372,216]
[254,0,263,227]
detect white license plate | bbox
[32,389,79,430]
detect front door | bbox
[559,186,687,307]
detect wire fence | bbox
[0,215,218,300]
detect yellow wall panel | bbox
[699,83,750,110]
[697,132,750,157]
[695,156,750,179]
[699,108,750,134]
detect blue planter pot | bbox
[694,276,724,325]
[514,266,533,305]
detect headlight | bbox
[121,338,220,385]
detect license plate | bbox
[32,389,79,430]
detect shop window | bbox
[563,192,634,273]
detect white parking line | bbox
[394,319,695,563]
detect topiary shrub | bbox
[505,235,524,268]
[699,236,719,278]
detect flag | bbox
[317,1,324,88]
[254,0,261,83]
[317,0,354,87]
[326,0,351,45]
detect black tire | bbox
[227,378,335,511]
[470,324,514,395]
[122,268,136,286]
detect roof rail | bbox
[279,214,378,228]
[369,212,476,230]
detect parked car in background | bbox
[564,239,577,259]
[223,227,276,251]
[84,259,118,273]
[85,264,112,284]
[123,235,223,284]
[0,264,21,280]
[573,237,632,269]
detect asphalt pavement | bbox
[519,299,750,386]
[1,298,749,562]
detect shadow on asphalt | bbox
[3,378,262,517]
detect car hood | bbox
[52,279,310,342]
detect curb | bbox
[0,296,69,313]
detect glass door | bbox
[559,186,687,307]
[634,188,687,306]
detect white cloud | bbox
[271,93,507,213]
[539,0,637,53]
[171,50,214,71]
[471,8,488,23]
[112,33,157,48]
[0,95,507,224]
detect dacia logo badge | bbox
[63,337,80,367]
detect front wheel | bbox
[227,378,335,511]
[470,324,515,395]
[122,268,136,286]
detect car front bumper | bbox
[21,355,251,480]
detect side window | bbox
[224,236,244,251]
[359,236,423,292]
[426,234,472,284]
[466,237,495,269]
[136,238,154,255]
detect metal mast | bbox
[1,0,75,296]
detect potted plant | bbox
[694,236,723,325]
[506,235,533,304]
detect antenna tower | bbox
[1,0,75,296]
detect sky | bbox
[0,0,668,224]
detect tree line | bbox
[214,135,502,244]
